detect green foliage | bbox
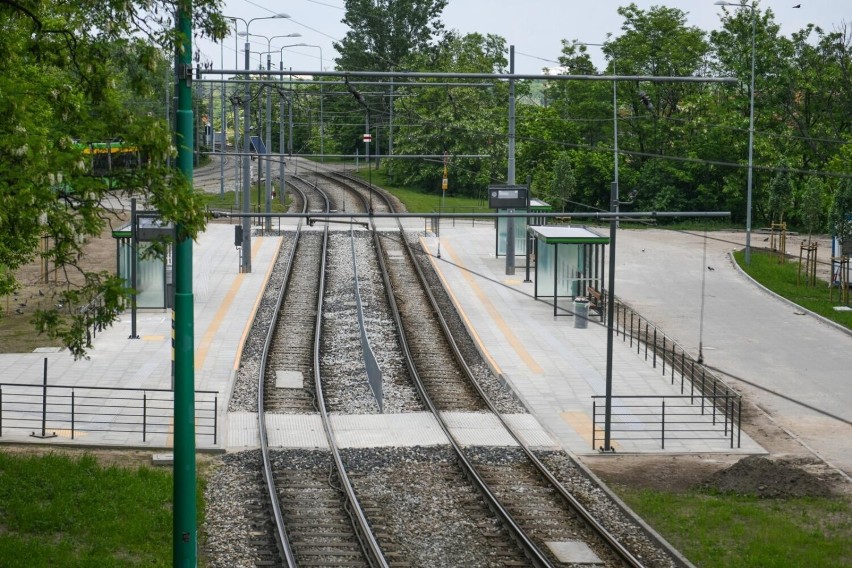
[387,32,510,194]
[734,250,852,318]
[354,167,487,213]
[539,152,576,211]
[0,0,226,357]
[799,176,827,238]
[617,485,852,568]
[334,0,448,71]
[0,451,176,566]
[312,1,851,231]
[829,178,852,243]
[767,159,793,223]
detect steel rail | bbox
[324,171,553,567]
[335,171,685,567]
[386,199,651,567]
[307,182,390,568]
[256,182,308,567]
[282,174,388,566]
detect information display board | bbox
[487,184,528,209]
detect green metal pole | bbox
[175,2,197,566]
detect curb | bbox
[726,251,852,339]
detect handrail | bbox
[608,296,740,415]
[591,394,742,450]
[0,382,218,444]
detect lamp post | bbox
[244,33,301,232]
[219,37,225,198]
[238,14,290,272]
[174,2,196,564]
[224,16,247,208]
[715,0,756,265]
[573,39,620,452]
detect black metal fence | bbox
[0,382,219,445]
[592,295,742,449]
[592,394,742,450]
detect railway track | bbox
[257,178,388,567]
[220,165,688,567]
[326,171,686,567]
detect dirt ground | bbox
[0,209,129,353]
[582,390,852,499]
[0,443,219,474]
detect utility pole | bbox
[241,34,252,272]
[506,45,516,275]
[265,52,272,231]
[174,1,197,565]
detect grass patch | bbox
[352,168,489,214]
[0,451,202,567]
[197,188,290,213]
[615,486,852,567]
[733,250,852,330]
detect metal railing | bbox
[429,205,491,233]
[590,295,742,449]
[0,382,219,445]
[613,296,740,414]
[592,394,742,450]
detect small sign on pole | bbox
[442,151,449,192]
[362,133,372,143]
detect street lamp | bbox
[239,13,290,272]
[715,0,756,265]
[243,33,302,231]
[224,16,244,208]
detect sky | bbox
[198,0,845,76]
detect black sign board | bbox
[137,216,174,241]
[488,184,529,209]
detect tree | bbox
[767,159,793,223]
[548,152,577,211]
[0,0,227,357]
[386,32,509,193]
[799,176,826,242]
[610,3,709,158]
[334,0,448,71]
[829,178,852,248]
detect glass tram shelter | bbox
[495,197,552,257]
[529,226,609,317]
[112,215,174,309]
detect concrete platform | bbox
[228,411,559,450]
[0,223,281,450]
[11,218,845,468]
[420,224,763,457]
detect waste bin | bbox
[573,297,589,329]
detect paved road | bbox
[615,228,852,477]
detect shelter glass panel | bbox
[496,210,530,256]
[116,241,166,309]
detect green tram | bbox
[76,140,143,187]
